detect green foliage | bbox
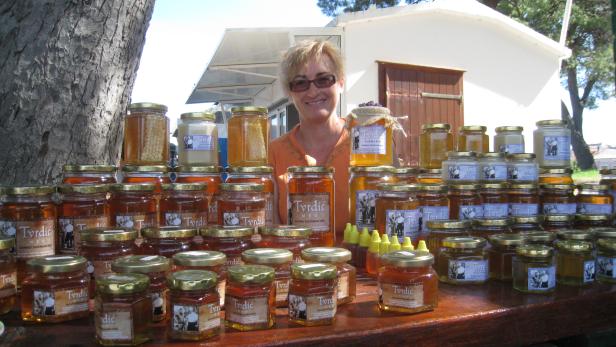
[316,0,427,17]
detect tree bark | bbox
[0,0,155,185]
[561,101,595,170]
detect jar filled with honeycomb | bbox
[539,168,573,185]
[442,151,480,183]
[225,264,276,331]
[512,245,556,293]
[436,237,488,284]
[494,126,524,154]
[542,214,575,231]
[419,123,453,169]
[199,226,253,266]
[507,153,538,183]
[288,263,337,326]
[301,247,356,306]
[478,152,508,182]
[375,183,420,243]
[62,164,117,184]
[575,214,612,230]
[480,183,509,218]
[242,248,293,307]
[577,183,613,215]
[0,236,16,315]
[533,119,571,168]
[487,233,523,281]
[226,166,275,226]
[255,225,312,264]
[350,166,395,231]
[348,106,395,166]
[458,125,488,153]
[123,102,169,165]
[218,183,265,230]
[448,184,483,220]
[159,183,207,228]
[174,165,222,224]
[555,240,595,286]
[508,183,539,217]
[596,238,616,283]
[109,183,158,235]
[425,219,471,260]
[417,183,450,236]
[394,167,419,184]
[141,226,197,257]
[540,184,576,216]
[227,106,269,166]
[172,250,227,307]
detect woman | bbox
[268,40,349,244]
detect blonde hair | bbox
[280,40,345,93]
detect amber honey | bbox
[242,248,293,307]
[487,233,524,281]
[577,183,613,214]
[199,226,253,266]
[509,183,539,217]
[172,251,227,307]
[375,183,420,242]
[436,237,488,284]
[225,264,276,331]
[141,226,197,257]
[287,166,335,247]
[575,214,612,229]
[227,106,269,167]
[480,183,509,218]
[458,126,488,153]
[57,184,110,254]
[288,263,337,326]
[419,123,453,169]
[174,165,222,224]
[226,166,275,226]
[471,218,511,239]
[425,220,471,260]
[121,165,170,194]
[417,169,443,184]
[539,168,573,185]
[394,167,419,184]
[256,225,312,263]
[218,183,265,230]
[555,240,595,286]
[540,184,576,216]
[62,164,117,184]
[301,247,356,306]
[349,106,394,166]
[0,237,16,314]
[417,184,449,235]
[448,184,483,220]
[512,245,555,293]
[123,102,169,166]
[350,166,395,231]
[109,183,158,236]
[160,183,207,228]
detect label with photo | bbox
[32,287,88,317]
[578,203,612,214]
[0,271,16,299]
[97,302,138,341]
[507,165,538,181]
[222,211,265,229]
[419,206,449,232]
[225,295,269,324]
[183,134,214,151]
[150,289,169,321]
[543,136,570,161]
[337,272,349,300]
[217,280,226,306]
[0,219,55,258]
[527,266,556,290]
[171,303,220,333]
[288,293,336,321]
[289,193,330,232]
[448,260,488,282]
[385,209,420,241]
[379,282,424,309]
[445,164,479,181]
[115,213,157,232]
[275,279,290,303]
[351,125,386,154]
[482,203,509,218]
[542,203,577,215]
[498,143,524,154]
[163,212,208,228]
[355,190,378,230]
[480,164,508,181]
[458,205,484,220]
[58,216,109,253]
[596,256,616,278]
[583,260,596,283]
[509,203,539,216]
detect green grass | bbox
[572,169,599,183]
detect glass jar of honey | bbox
[57,184,110,255]
[509,183,539,217]
[255,225,312,264]
[172,251,227,307]
[375,183,420,243]
[141,226,197,257]
[121,165,171,193]
[520,230,555,247]
[596,238,616,283]
[167,270,220,341]
[394,167,419,184]
[437,237,488,284]
[287,166,335,247]
[494,126,524,154]
[417,184,450,236]
[0,236,16,315]
[539,168,573,185]
[425,220,472,259]
[301,247,356,306]
[0,185,56,285]
[95,273,151,346]
[123,102,170,165]
[577,183,613,214]
[225,264,276,330]
[575,214,612,229]
[542,214,575,231]
[419,123,453,169]
[448,184,484,220]
[487,233,524,281]
[62,164,117,184]
[555,240,595,286]
[21,255,89,322]
[556,229,595,246]
[348,106,394,166]
[478,152,508,182]
[507,153,538,182]
[227,106,269,167]
[442,151,480,183]
[111,255,171,322]
[242,248,293,307]
[533,119,571,168]
[512,245,556,293]
[511,215,543,233]
[458,125,488,153]
[378,250,437,314]
[471,217,511,239]
[218,183,265,230]
[199,226,253,266]
[177,112,218,166]
[540,184,576,215]
[174,165,221,224]
[160,183,207,228]
[226,166,275,226]
[109,183,158,235]
[418,170,442,186]
[288,263,337,326]
[350,166,395,231]
[480,183,509,218]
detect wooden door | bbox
[378,62,464,166]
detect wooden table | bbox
[3,277,616,346]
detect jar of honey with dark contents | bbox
[417,183,450,236]
[227,106,269,167]
[480,183,509,218]
[394,167,419,184]
[301,247,356,306]
[0,236,16,315]
[62,164,117,184]
[512,245,556,293]
[542,214,575,231]
[540,184,576,216]
[226,166,275,226]
[555,240,595,286]
[374,183,420,243]
[224,264,276,331]
[448,184,483,220]
[508,183,540,217]
[172,251,227,307]
[218,183,266,231]
[349,166,395,231]
[419,123,453,169]
[487,233,524,281]
[539,168,573,185]
[123,102,169,166]
[174,165,222,225]
[417,169,443,184]
[577,183,613,215]
[109,183,158,236]
[255,225,312,264]
[57,184,111,255]
[199,226,254,266]
[574,214,612,230]
[159,183,208,228]
[471,217,512,239]
[140,226,197,257]
[121,165,171,194]
[425,219,472,260]
[242,248,293,307]
[288,263,337,326]
[511,215,544,233]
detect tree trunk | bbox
[561,101,594,170]
[0,0,155,185]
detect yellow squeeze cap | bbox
[379,234,391,255]
[359,227,371,247]
[349,225,360,244]
[368,232,381,253]
[389,235,401,252]
[343,223,352,242]
[417,240,429,252]
[401,237,414,251]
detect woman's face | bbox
[288,55,343,124]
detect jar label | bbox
[275,279,289,303]
[151,289,169,321]
[163,212,208,228]
[288,293,336,321]
[351,125,386,154]
[226,256,244,267]
[583,260,596,283]
[0,271,16,298]
[458,205,484,220]
[527,266,555,290]
[498,143,524,154]
[265,192,274,225]
[58,216,109,254]
[338,272,349,300]
[288,193,331,232]
[419,206,449,233]
[171,302,220,333]
[543,136,570,161]
[578,203,612,214]
[355,190,378,230]
[88,259,114,279]
[223,210,265,228]
[482,203,509,218]
[217,280,226,306]
[542,203,576,215]
[114,213,157,232]
[225,295,269,324]
[97,302,135,341]
[480,164,508,180]
[33,287,89,317]
[508,165,538,181]
[385,209,420,242]
[596,256,616,278]
[448,260,488,281]
[611,190,616,215]
[379,282,424,308]
[183,134,214,151]
[445,164,479,181]
[208,195,219,225]
[0,219,55,258]
[510,203,539,216]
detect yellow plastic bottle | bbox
[366,231,381,276]
[357,227,371,270]
[401,237,415,251]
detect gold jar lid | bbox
[167,270,217,291]
[590,227,616,239]
[230,106,268,114]
[395,167,419,175]
[258,225,311,237]
[478,152,506,159]
[201,226,254,238]
[377,183,420,192]
[575,213,612,222]
[446,151,477,158]
[543,214,575,222]
[442,236,486,249]
[227,166,273,174]
[520,231,556,243]
[129,102,168,113]
[481,182,509,190]
[0,236,15,250]
[540,168,573,175]
[142,226,197,239]
[351,106,391,116]
[536,119,566,126]
[242,248,293,265]
[175,165,221,173]
[578,183,609,192]
[419,168,442,175]
[380,250,434,267]
[418,183,448,193]
[111,255,171,274]
[122,165,169,173]
[507,153,536,161]
[63,164,116,173]
[517,244,554,257]
[460,125,487,132]
[219,182,263,192]
[488,233,524,246]
[539,184,574,191]
[58,184,109,194]
[110,183,156,192]
[288,166,334,174]
[426,219,472,230]
[556,229,595,242]
[421,123,450,131]
[2,185,55,196]
[96,273,150,295]
[80,228,138,242]
[301,247,352,263]
[474,218,512,227]
[173,251,226,267]
[350,166,395,173]
[512,215,543,225]
[495,126,523,132]
[509,183,538,190]
[555,240,593,252]
[449,183,481,191]
[180,112,215,121]
[597,238,616,251]
[27,255,87,273]
[228,264,274,284]
[291,263,337,280]
[162,183,206,191]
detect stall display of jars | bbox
[177,112,218,166]
[174,165,222,224]
[540,184,576,216]
[448,184,483,220]
[507,153,538,182]
[348,106,394,167]
[374,183,420,243]
[226,166,275,226]
[62,164,117,184]
[227,106,269,167]
[159,183,208,228]
[478,152,508,182]
[533,120,571,168]
[494,126,524,154]
[480,183,509,218]
[458,125,488,153]
[419,123,453,169]
[123,102,170,166]
[442,152,480,183]
[218,183,266,230]
[349,166,395,231]
[577,184,613,215]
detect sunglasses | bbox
[288,74,336,92]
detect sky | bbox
[131,0,615,145]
